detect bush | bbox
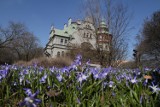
[14,57,72,68]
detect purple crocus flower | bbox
[108,81,114,88]
[90,68,100,79]
[144,67,151,71]
[77,73,88,84]
[86,59,90,65]
[103,82,107,88]
[60,67,69,73]
[19,88,41,107]
[23,69,29,75]
[112,92,116,96]
[140,95,143,104]
[77,98,81,104]
[76,54,82,61]
[149,83,160,94]
[69,64,78,71]
[130,76,138,84]
[23,88,32,96]
[98,69,109,79]
[143,78,149,86]
[19,76,24,85]
[0,69,8,78]
[93,73,99,80]
[56,74,63,82]
[40,74,47,83]
[74,54,82,65]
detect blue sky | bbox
[0,0,160,60]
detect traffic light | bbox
[133,49,137,57]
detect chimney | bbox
[51,25,54,31]
[68,18,72,25]
[50,25,55,34]
[64,23,67,29]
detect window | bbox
[57,52,60,57]
[87,33,89,38]
[90,34,92,38]
[84,33,86,37]
[60,39,63,43]
[65,39,68,44]
[106,44,109,51]
[99,35,102,40]
[62,51,64,57]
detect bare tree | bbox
[0,22,43,63]
[135,10,160,66]
[81,0,132,67]
[0,22,26,49]
[11,32,43,61]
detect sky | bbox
[0,0,160,60]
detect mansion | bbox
[44,18,112,58]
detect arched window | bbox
[81,42,93,50]
[57,51,60,57]
[62,51,64,57]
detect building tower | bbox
[96,19,112,66]
[97,20,112,51]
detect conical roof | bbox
[100,19,107,28]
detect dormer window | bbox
[72,26,75,29]
[65,31,68,34]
